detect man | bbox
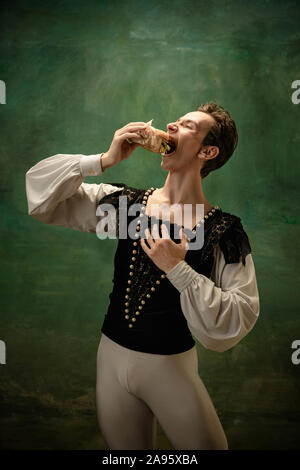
[26,102,259,450]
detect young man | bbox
[25,102,260,450]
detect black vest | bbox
[99,184,251,354]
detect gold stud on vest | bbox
[124,188,219,328]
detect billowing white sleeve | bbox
[25,153,124,234]
[166,244,260,352]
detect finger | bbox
[123,120,153,134]
[180,227,190,250]
[125,124,148,132]
[126,138,144,146]
[120,123,148,132]
[161,223,170,239]
[180,227,187,240]
[117,126,147,139]
[124,122,149,126]
[118,132,143,142]
[151,223,160,240]
[145,227,155,248]
[140,237,150,254]
[124,120,152,128]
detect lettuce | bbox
[159,141,171,154]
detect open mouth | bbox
[160,139,177,157]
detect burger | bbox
[127,120,177,157]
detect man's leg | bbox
[95,334,157,450]
[129,346,228,450]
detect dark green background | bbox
[0,0,299,450]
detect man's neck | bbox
[149,172,214,225]
[157,172,210,206]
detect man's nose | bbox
[167,122,178,132]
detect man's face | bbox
[162,111,215,170]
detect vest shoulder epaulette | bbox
[218,212,252,266]
[98,183,144,207]
[198,211,251,266]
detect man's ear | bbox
[197,145,219,160]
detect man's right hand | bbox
[101,122,150,170]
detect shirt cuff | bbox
[80,154,104,177]
[166,260,200,293]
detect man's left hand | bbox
[140,223,189,274]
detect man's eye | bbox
[176,121,193,129]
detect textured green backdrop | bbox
[0,0,299,450]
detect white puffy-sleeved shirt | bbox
[25,153,260,354]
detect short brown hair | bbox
[196,102,238,179]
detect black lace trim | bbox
[98,184,252,272]
[98,183,143,236]
[218,216,252,266]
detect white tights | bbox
[95,333,228,450]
